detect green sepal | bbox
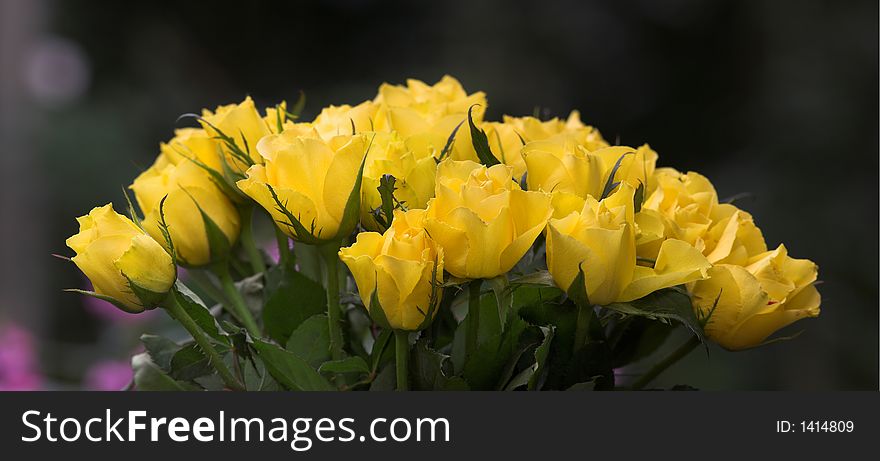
[289,90,306,120]
[64,289,144,314]
[370,329,394,374]
[367,285,393,331]
[122,187,142,230]
[413,255,443,331]
[156,195,178,264]
[633,181,645,213]
[333,137,372,241]
[124,275,172,310]
[437,120,464,162]
[467,105,500,167]
[599,150,635,200]
[179,151,248,204]
[566,263,591,309]
[180,188,234,264]
[274,103,285,133]
[178,113,255,169]
[266,184,322,245]
[265,137,369,245]
[371,173,400,232]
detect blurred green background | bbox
[0,0,876,389]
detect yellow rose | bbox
[311,101,379,140]
[524,139,657,203]
[482,121,527,178]
[237,133,368,243]
[201,96,272,173]
[641,168,718,250]
[522,134,604,201]
[339,209,444,331]
[375,75,486,125]
[702,203,767,265]
[264,100,296,134]
[502,111,606,148]
[546,183,710,305]
[691,245,820,350]
[376,76,486,162]
[592,144,658,190]
[130,156,241,266]
[66,204,176,312]
[360,132,438,231]
[424,160,552,279]
[159,128,222,172]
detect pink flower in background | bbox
[266,238,300,271]
[83,360,132,391]
[0,323,43,391]
[265,238,292,265]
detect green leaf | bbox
[528,327,555,390]
[171,283,229,345]
[319,356,370,375]
[519,295,613,390]
[285,314,331,369]
[251,339,335,391]
[504,365,535,391]
[607,317,674,368]
[410,339,469,391]
[131,352,198,391]
[370,329,394,373]
[369,364,396,391]
[462,308,539,390]
[169,343,214,381]
[604,287,705,343]
[242,357,283,391]
[140,334,179,372]
[467,105,500,167]
[263,267,326,344]
[450,287,503,373]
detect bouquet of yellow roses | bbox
[63,76,821,391]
